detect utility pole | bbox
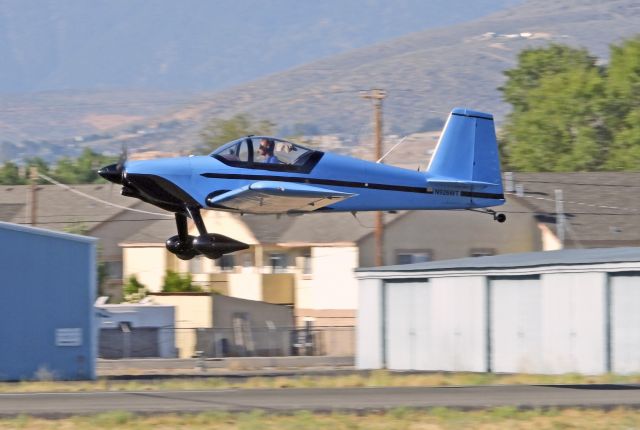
[29,166,38,226]
[555,189,565,248]
[360,89,387,266]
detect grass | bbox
[1,370,639,394]
[2,407,640,429]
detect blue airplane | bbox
[99,108,506,260]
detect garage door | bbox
[384,281,429,370]
[611,274,640,374]
[490,277,542,373]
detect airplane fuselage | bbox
[123,152,504,215]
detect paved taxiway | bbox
[2,385,640,417]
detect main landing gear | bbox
[165,207,249,260]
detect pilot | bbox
[258,138,280,164]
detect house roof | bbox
[123,218,176,244]
[239,214,296,244]
[359,246,640,273]
[508,172,640,246]
[277,212,378,244]
[0,184,164,233]
[258,211,405,245]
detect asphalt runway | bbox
[1,385,640,417]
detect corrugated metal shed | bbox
[0,221,97,380]
[357,248,640,375]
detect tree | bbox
[500,44,609,171]
[199,113,275,154]
[162,270,201,293]
[123,274,147,302]
[0,161,25,185]
[603,36,640,170]
[501,44,597,114]
[51,148,116,184]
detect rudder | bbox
[427,108,503,197]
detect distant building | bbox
[96,302,176,358]
[0,222,96,381]
[147,293,294,358]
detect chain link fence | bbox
[98,326,355,359]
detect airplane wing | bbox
[207,181,357,214]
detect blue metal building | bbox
[0,221,96,381]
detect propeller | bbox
[98,145,127,185]
[116,144,128,172]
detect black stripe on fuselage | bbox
[201,172,505,200]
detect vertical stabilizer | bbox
[427,108,503,201]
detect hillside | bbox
[176,0,640,138]
[2,0,640,162]
[0,0,519,93]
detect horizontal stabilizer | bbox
[207,181,356,214]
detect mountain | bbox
[2,0,640,162]
[176,0,640,138]
[0,0,520,93]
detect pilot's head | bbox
[259,139,274,156]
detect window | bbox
[302,251,312,275]
[211,136,322,173]
[396,251,432,265]
[103,261,123,279]
[212,138,250,163]
[219,254,235,271]
[268,253,288,273]
[253,138,313,166]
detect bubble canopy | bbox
[210,136,323,172]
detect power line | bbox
[37,173,172,218]
[511,178,640,188]
[12,218,172,225]
[507,191,640,214]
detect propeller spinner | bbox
[98,146,127,184]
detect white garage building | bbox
[356,247,640,374]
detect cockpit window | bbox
[252,138,313,166]
[211,136,322,173]
[213,139,250,163]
